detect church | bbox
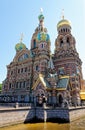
[1,10,85,107]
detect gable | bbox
[32,74,51,90]
[13,49,30,62]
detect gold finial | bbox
[20,33,24,43]
[40,8,43,14]
[62,9,64,19]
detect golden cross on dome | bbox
[20,33,24,43]
[62,9,64,19]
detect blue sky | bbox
[0,0,85,83]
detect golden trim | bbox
[59,75,69,79]
[32,73,52,90]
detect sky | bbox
[0,0,85,83]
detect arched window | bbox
[61,29,63,33]
[60,38,63,47]
[41,44,44,48]
[63,28,65,32]
[67,37,70,46]
[33,39,36,48]
[36,65,39,71]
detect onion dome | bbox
[38,14,44,21]
[57,19,71,29]
[15,33,27,52]
[15,42,26,52]
[37,32,50,43]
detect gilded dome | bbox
[57,19,71,29]
[37,32,50,43]
[15,42,26,52]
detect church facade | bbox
[1,11,84,106]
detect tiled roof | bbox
[57,76,69,90]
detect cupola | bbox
[15,33,27,52]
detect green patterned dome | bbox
[15,42,26,52]
[38,14,44,21]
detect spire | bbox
[61,9,64,20]
[48,54,54,69]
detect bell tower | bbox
[30,9,51,84]
[54,13,83,105]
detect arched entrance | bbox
[35,89,46,106]
[59,95,63,104]
[57,93,63,107]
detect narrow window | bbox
[18,69,20,73]
[60,38,63,47]
[36,65,39,71]
[63,28,65,32]
[67,37,70,45]
[41,44,44,48]
[33,39,36,48]
[25,67,27,72]
[21,68,23,73]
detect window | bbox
[61,29,63,32]
[67,37,70,45]
[11,71,13,75]
[63,28,65,32]
[33,39,36,48]
[20,82,21,88]
[23,81,25,87]
[21,68,23,73]
[18,69,20,73]
[21,82,24,88]
[16,82,18,88]
[9,83,12,89]
[24,54,28,59]
[18,82,20,88]
[41,44,44,48]
[60,38,63,47]
[25,67,27,72]
[36,65,39,71]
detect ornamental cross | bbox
[62,9,64,19]
[20,33,24,43]
[40,8,43,14]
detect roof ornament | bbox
[48,53,54,70]
[40,8,43,14]
[20,33,24,43]
[61,9,64,20]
